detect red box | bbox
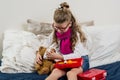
[78,68,107,80]
[54,58,83,69]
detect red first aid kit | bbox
[54,58,83,69]
[78,68,107,80]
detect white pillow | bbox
[83,25,120,68]
[25,19,53,36]
[0,30,42,73]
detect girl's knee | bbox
[67,70,76,76]
[52,68,64,74]
[67,68,83,76]
[50,68,65,78]
[52,68,59,73]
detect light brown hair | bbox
[53,2,86,50]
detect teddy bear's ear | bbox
[39,46,44,50]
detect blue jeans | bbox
[81,55,89,72]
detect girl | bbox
[36,2,89,80]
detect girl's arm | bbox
[45,40,89,61]
[63,41,89,60]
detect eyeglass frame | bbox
[52,22,71,31]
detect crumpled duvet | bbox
[0,30,42,73]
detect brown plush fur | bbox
[35,46,54,75]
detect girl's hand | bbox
[46,49,63,60]
[35,51,42,64]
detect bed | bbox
[1,60,120,80]
[0,19,120,80]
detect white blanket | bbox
[0,30,41,73]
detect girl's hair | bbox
[53,2,87,50]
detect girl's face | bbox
[52,21,72,33]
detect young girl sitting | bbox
[36,2,89,80]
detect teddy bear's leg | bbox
[39,60,53,75]
[35,63,42,70]
[38,67,50,75]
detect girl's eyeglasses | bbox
[52,22,70,31]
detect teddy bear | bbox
[35,46,55,75]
